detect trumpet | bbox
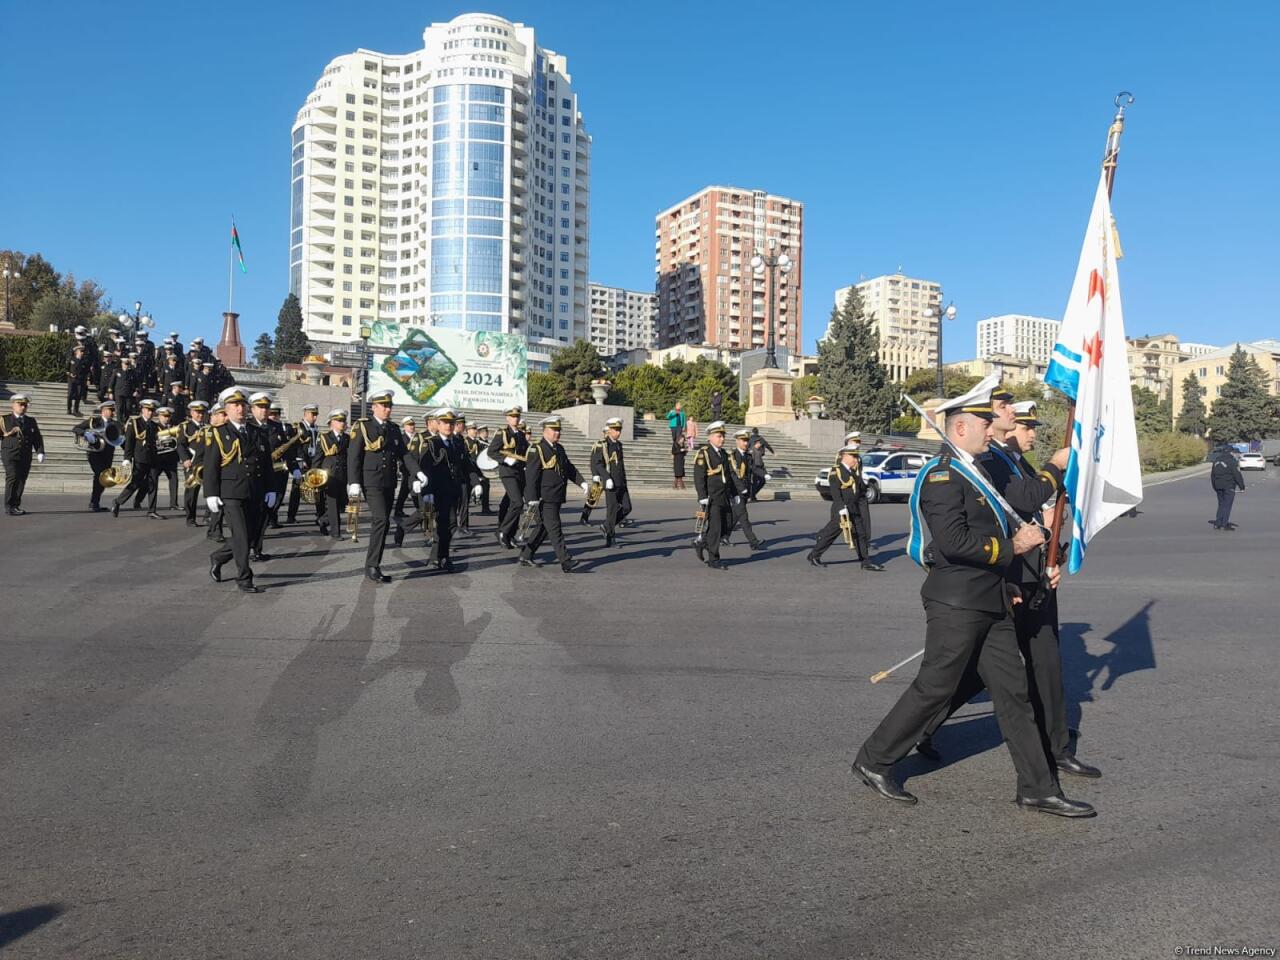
[99,462,131,489]
[693,508,707,540]
[300,467,328,504]
[419,497,437,539]
[839,511,855,550]
[346,491,360,542]
[514,501,540,545]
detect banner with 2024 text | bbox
[364,321,527,411]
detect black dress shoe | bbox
[252,552,271,562]
[694,541,706,563]
[1015,793,1096,818]
[915,737,942,761]
[211,535,226,544]
[209,559,224,583]
[147,511,164,520]
[90,504,104,513]
[852,761,918,805]
[806,551,825,568]
[749,541,767,552]
[111,502,120,518]
[238,583,265,595]
[186,518,197,527]
[269,521,282,530]
[393,525,405,547]
[861,561,885,572]
[706,560,728,570]
[561,558,580,573]
[603,533,614,548]
[518,556,542,568]
[434,558,454,573]
[1055,753,1102,779]
[365,566,390,583]
[1224,522,1238,531]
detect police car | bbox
[815,449,933,503]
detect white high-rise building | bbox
[832,272,942,382]
[976,314,1060,367]
[588,283,657,357]
[290,13,591,369]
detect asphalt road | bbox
[2,465,1278,959]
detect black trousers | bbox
[67,379,86,413]
[698,495,728,561]
[363,484,394,569]
[920,591,1070,763]
[210,497,259,585]
[394,470,413,515]
[287,473,323,524]
[728,495,760,547]
[813,501,868,560]
[427,495,456,561]
[603,486,632,537]
[477,475,491,512]
[117,397,134,421]
[324,487,346,538]
[87,453,113,507]
[3,456,32,509]
[521,501,570,563]
[496,471,524,541]
[112,465,152,510]
[856,598,1057,798]
[205,509,224,540]
[1214,487,1235,527]
[455,481,471,532]
[251,491,271,553]
[184,479,203,522]
[148,461,179,510]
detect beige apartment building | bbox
[1171,339,1280,421]
[655,187,803,354]
[832,272,943,383]
[946,354,1047,387]
[1127,334,1194,399]
[588,283,656,357]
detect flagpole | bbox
[1046,92,1134,570]
[228,216,235,314]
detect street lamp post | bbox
[2,262,20,325]
[117,300,155,340]
[750,238,793,370]
[923,300,957,397]
[358,324,372,420]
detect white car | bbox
[814,449,933,503]
[1238,452,1266,470]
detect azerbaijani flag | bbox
[231,223,247,274]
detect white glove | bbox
[581,482,590,494]
[471,484,483,497]
[699,498,709,506]
[265,492,278,508]
[291,468,302,480]
[503,457,516,466]
[527,499,541,507]
[593,475,601,483]
[84,430,98,443]
[37,453,45,464]
[416,471,427,487]
[412,480,423,495]
[206,496,223,513]
[347,483,361,497]
[605,478,614,490]
[734,496,741,505]
[839,507,849,518]
[764,473,773,481]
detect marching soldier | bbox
[579,427,609,527]
[467,422,492,514]
[451,414,482,537]
[692,421,732,569]
[178,400,210,526]
[316,409,349,539]
[2,393,45,516]
[148,406,181,513]
[204,403,227,543]
[98,351,119,405]
[727,429,767,552]
[399,408,478,571]
[111,398,161,519]
[517,416,589,572]
[286,403,322,526]
[204,386,270,593]
[66,345,91,415]
[487,405,529,549]
[851,383,1093,818]
[193,362,215,404]
[265,401,296,530]
[807,444,883,570]
[843,431,873,547]
[245,393,279,560]
[73,399,121,512]
[589,417,631,547]
[394,415,420,518]
[347,389,406,583]
[111,357,139,421]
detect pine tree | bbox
[252,333,275,368]
[272,293,311,365]
[816,287,896,430]
[549,339,605,403]
[1207,346,1278,442]
[1175,371,1207,436]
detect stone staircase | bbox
[1,380,118,493]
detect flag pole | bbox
[1045,92,1134,570]
[228,216,235,314]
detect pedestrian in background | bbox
[671,431,687,489]
[1210,444,1246,531]
[711,390,723,421]
[665,401,686,446]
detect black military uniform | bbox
[73,403,121,512]
[316,417,348,539]
[728,433,766,551]
[246,404,278,559]
[287,408,323,525]
[147,413,181,513]
[204,395,271,592]
[2,399,45,515]
[487,410,529,547]
[111,363,139,421]
[407,417,479,569]
[589,422,631,546]
[853,393,1090,817]
[264,412,295,530]
[465,430,492,514]
[98,355,119,404]
[112,403,162,518]
[518,419,587,571]
[809,448,879,569]
[692,429,732,568]
[450,428,481,536]
[177,407,209,526]
[393,421,421,518]
[66,351,91,415]
[348,398,407,582]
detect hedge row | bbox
[0,333,73,382]
[1139,432,1207,473]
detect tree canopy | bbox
[817,288,896,430]
[550,340,607,403]
[1175,371,1207,436]
[252,333,275,368]
[1207,347,1278,442]
[273,293,311,365]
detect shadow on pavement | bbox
[0,903,65,950]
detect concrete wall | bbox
[770,417,848,452]
[278,382,353,422]
[552,403,635,442]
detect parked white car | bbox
[814,449,934,503]
[1238,452,1266,470]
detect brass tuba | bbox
[185,464,204,490]
[585,478,604,508]
[99,462,131,489]
[301,467,328,504]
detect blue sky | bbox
[2,0,1277,359]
